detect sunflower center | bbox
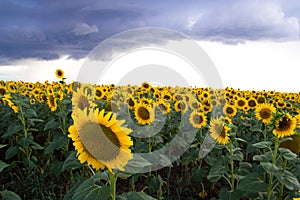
[128,98,135,107]
[78,95,90,110]
[138,106,150,120]
[95,89,102,97]
[257,97,265,103]
[0,88,6,95]
[248,100,256,107]
[57,71,63,76]
[215,123,226,137]
[178,102,186,110]
[226,107,234,114]
[278,117,291,131]
[237,100,245,107]
[48,95,56,106]
[193,114,203,124]
[79,122,121,161]
[260,108,271,119]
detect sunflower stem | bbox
[229,140,235,190]
[266,136,279,200]
[109,171,117,200]
[279,158,287,200]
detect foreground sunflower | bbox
[273,113,296,138]
[255,103,276,124]
[55,68,65,79]
[209,117,230,145]
[68,108,133,172]
[134,103,155,125]
[189,111,207,128]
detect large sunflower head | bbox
[55,68,65,79]
[134,103,155,125]
[273,113,296,138]
[68,108,133,172]
[209,117,230,145]
[189,111,207,129]
[255,103,276,124]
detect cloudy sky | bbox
[1,0,300,91]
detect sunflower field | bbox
[0,71,300,200]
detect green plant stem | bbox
[279,158,287,200]
[229,140,235,190]
[109,171,117,200]
[266,136,279,200]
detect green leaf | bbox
[71,172,110,200]
[191,168,206,182]
[260,162,279,173]
[252,141,272,149]
[0,144,7,149]
[230,151,244,161]
[25,109,37,118]
[274,170,300,190]
[252,152,272,162]
[5,146,19,160]
[1,190,21,200]
[207,163,227,183]
[2,122,23,138]
[62,151,82,172]
[238,172,268,192]
[219,189,243,200]
[31,141,44,150]
[117,192,157,200]
[44,119,59,130]
[44,135,68,154]
[0,160,9,173]
[279,148,297,160]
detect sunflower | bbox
[94,87,104,100]
[235,97,246,110]
[257,95,266,104]
[247,98,257,109]
[189,111,207,128]
[255,103,276,124]
[72,87,96,112]
[279,135,300,154]
[209,117,230,145]
[223,104,237,117]
[156,100,171,114]
[0,85,7,96]
[174,100,189,113]
[273,113,296,138]
[134,103,155,125]
[47,94,57,112]
[68,108,133,172]
[55,68,65,79]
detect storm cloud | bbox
[0,0,299,63]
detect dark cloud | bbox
[0,0,299,63]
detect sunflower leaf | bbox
[0,160,10,173]
[238,172,268,192]
[117,192,156,200]
[71,172,110,200]
[252,141,272,149]
[0,190,21,200]
[274,170,300,190]
[278,148,297,160]
[62,151,82,172]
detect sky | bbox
[1,0,300,92]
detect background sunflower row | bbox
[0,80,300,199]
